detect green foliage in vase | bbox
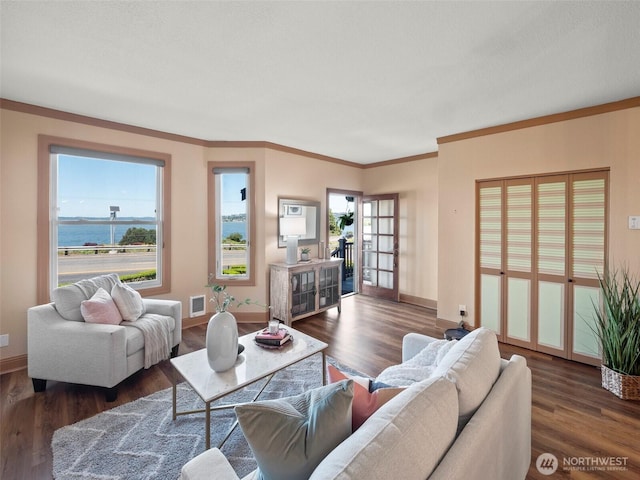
[207,273,267,313]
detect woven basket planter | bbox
[601,365,640,400]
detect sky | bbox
[58,155,157,218]
[58,154,249,217]
[329,193,353,215]
[220,172,247,216]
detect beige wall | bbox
[0,108,369,365]
[3,102,637,367]
[437,107,640,326]
[363,158,439,304]
[264,149,364,266]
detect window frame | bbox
[207,161,256,286]
[37,135,172,303]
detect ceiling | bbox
[2,1,639,164]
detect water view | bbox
[58,218,246,246]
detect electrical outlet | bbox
[458,304,467,316]
[0,334,8,348]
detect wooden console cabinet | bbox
[270,258,343,326]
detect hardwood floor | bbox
[1,294,638,479]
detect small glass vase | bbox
[206,311,239,372]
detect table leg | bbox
[322,352,327,385]
[172,379,177,420]
[205,400,211,450]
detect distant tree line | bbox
[119,227,156,245]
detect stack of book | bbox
[254,327,292,348]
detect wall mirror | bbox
[278,198,321,247]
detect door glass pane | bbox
[379,271,393,288]
[481,274,501,334]
[370,218,378,234]
[378,218,393,234]
[479,186,502,270]
[368,201,378,217]
[379,199,394,216]
[363,268,376,286]
[507,277,530,341]
[378,236,393,253]
[379,253,394,270]
[538,281,565,349]
[573,285,601,358]
[572,178,605,280]
[507,184,532,273]
[538,182,566,276]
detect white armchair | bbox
[28,274,182,401]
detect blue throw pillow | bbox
[235,380,353,480]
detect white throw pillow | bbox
[80,288,122,325]
[111,281,145,321]
[433,327,501,429]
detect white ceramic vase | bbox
[206,311,239,372]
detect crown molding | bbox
[437,96,640,145]
[4,96,638,167]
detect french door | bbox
[361,194,399,301]
[477,170,608,365]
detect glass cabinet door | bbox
[319,266,340,308]
[290,270,316,318]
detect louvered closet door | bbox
[478,182,503,340]
[478,170,608,366]
[569,172,607,365]
[536,176,569,358]
[505,180,534,349]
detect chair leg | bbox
[32,378,47,392]
[105,387,118,402]
[171,344,179,358]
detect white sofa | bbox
[28,274,182,401]
[180,327,532,480]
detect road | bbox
[57,250,247,284]
[58,252,156,284]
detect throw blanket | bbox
[375,339,456,387]
[122,314,173,368]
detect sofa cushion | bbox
[310,376,458,480]
[327,364,404,430]
[235,380,353,480]
[111,281,145,321]
[52,273,121,321]
[80,288,122,325]
[432,327,501,429]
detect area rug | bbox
[52,353,354,480]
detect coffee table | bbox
[170,326,328,449]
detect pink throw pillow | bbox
[80,288,122,325]
[327,364,405,430]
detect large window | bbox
[38,136,171,301]
[208,162,255,285]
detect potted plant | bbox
[337,211,354,231]
[300,247,311,261]
[591,267,640,400]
